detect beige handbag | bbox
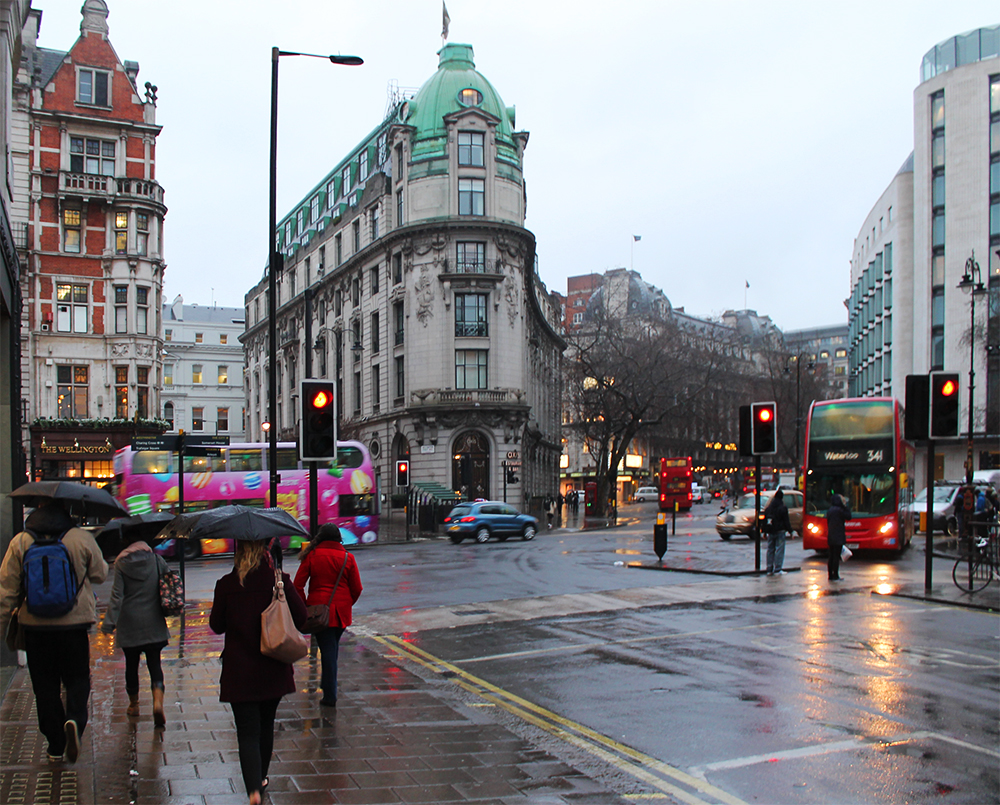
[260,570,309,663]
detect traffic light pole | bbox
[925,440,935,593]
[754,454,762,573]
[502,460,508,503]
[305,288,318,538]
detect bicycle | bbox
[952,520,998,593]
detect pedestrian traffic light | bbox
[395,460,409,487]
[750,401,777,455]
[300,379,336,461]
[738,405,753,457]
[930,373,959,437]
[904,374,930,441]
[505,464,519,485]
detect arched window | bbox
[163,402,174,430]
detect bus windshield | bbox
[806,471,896,517]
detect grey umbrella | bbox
[157,505,309,543]
[11,480,128,520]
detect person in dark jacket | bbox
[826,494,852,581]
[101,537,171,725]
[294,525,362,707]
[210,540,307,805]
[0,504,108,762]
[763,489,792,575]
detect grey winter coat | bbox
[102,542,170,649]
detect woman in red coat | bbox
[293,524,362,706]
[210,540,306,805]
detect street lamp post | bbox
[957,250,987,485]
[267,47,362,507]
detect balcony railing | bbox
[60,172,115,196]
[455,322,488,337]
[411,388,524,406]
[442,258,503,275]
[116,178,164,205]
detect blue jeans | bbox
[315,627,345,702]
[766,530,786,573]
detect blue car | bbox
[444,501,538,544]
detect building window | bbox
[56,283,88,332]
[218,407,229,432]
[115,366,128,418]
[195,332,204,343]
[396,144,404,178]
[163,402,174,430]
[192,364,203,384]
[395,355,405,400]
[136,213,148,255]
[335,234,342,266]
[77,68,110,106]
[393,252,403,284]
[192,407,204,431]
[372,364,381,411]
[360,149,369,181]
[218,365,228,385]
[297,208,305,233]
[342,166,351,198]
[218,333,227,345]
[136,287,148,335]
[456,242,485,273]
[370,265,379,295]
[458,178,484,216]
[311,194,320,223]
[931,288,945,370]
[335,289,342,317]
[115,285,128,333]
[353,371,361,415]
[63,208,81,253]
[57,365,88,418]
[353,219,360,252]
[572,311,584,325]
[394,301,404,346]
[352,276,361,307]
[136,367,149,418]
[352,319,362,363]
[458,131,484,166]
[371,312,380,354]
[456,293,488,337]
[115,211,128,254]
[371,205,380,240]
[327,179,336,208]
[396,190,403,227]
[455,349,488,389]
[319,246,326,273]
[70,137,115,175]
[164,364,173,386]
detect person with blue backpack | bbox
[0,503,107,762]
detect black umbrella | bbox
[11,481,128,520]
[96,512,176,557]
[157,505,308,543]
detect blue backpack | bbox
[23,529,82,617]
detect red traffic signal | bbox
[300,379,336,461]
[395,460,410,487]
[750,401,777,455]
[930,373,959,438]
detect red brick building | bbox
[13,0,166,483]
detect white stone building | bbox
[242,43,563,510]
[161,295,246,441]
[850,25,999,480]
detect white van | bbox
[692,484,709,503]
[972,470,1000,491]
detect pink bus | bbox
[111,441,379,559]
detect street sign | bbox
[190,435,231,446]
[132,436,179,452]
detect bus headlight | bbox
[879,520,895,534]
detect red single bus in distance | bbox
[802,398,915,553]
[659,457,693,511]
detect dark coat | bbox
[763,495,791,534]
[827,497,852,549]
[209,562,307,703]
[102,542,170,648]
[294,541,362,629]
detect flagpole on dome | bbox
[442,1,450,44]
[744,280,749,310]
[631,234,641,271]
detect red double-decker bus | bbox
[802,398,915,553]
[659,457,693,511]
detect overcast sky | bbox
[34,0,998,331]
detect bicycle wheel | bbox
[952,554,994,592]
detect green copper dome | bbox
[403,43,520,167]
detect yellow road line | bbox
[372,634,748,805]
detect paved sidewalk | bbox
[0,605,628,805]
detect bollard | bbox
[654,512,667,561]
[672,501,678,535]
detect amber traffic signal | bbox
[300,379,336,460]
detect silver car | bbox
[716,490,804,540]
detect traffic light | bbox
[300,379,336,460]
[738,405,753,456]
[505,463,519,485]
[395,460,410,487]
[930,373,959,437]
[750,401,777,455]
[904,374,930,441]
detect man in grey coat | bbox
[0,504,108,762]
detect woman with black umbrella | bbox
[210,539,307,805]
[101,533,170,725]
